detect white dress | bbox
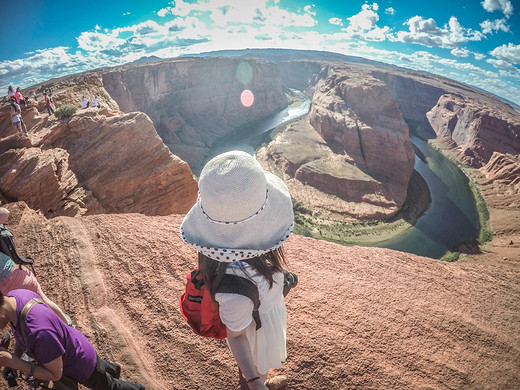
[215,262,287,375]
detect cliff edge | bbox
[3,209,518,390]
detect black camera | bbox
[3,368,17,387]
[1,332,18,387]
[283,270,298,297]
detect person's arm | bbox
[226,324,267,390]
[0,347,63,381]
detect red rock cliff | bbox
[0,104,197,217]
[426,94,520,167]
[260,68,415,220]
[101,58,289,171]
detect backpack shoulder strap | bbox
[19,298,44,361]
[217,274,262,330]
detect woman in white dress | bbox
[180,150,294,390]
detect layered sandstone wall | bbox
[259,68,415,220]
[0,104,197,217]
[101,58,289,171]
[375,72,448,124]
[276,61,323,91]
[427,94,520,167]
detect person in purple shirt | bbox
[0,289,145,390]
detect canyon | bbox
[0,50,519,389]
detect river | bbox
[375,136,480,258]
[210,93,480,259]
[208,91,312,160]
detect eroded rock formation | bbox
[427,94,520,167]
[0,105,197,217]
[260,68,415,220]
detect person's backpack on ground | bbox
[0,224,36,275]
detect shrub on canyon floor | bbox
[54,105,77,119]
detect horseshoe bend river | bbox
[207,95,480,259]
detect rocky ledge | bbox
[0,104,197,217]
[426,93,520,168]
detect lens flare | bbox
[236,62,253,85]
[240,90,254,107]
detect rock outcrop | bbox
[101,58,289,172]
[482,152,520,187]
[0,105,197,217]
[260,68,415,220]
[426,94,520,167]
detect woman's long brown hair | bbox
[199,246,287,301]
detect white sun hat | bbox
[180,150,294,262]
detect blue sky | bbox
[1,0,519,105]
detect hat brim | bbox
[180,172,294,262]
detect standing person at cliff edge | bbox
[180,150,293,390]
[44,92,54,115]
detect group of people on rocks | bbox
[4,85,58,136]
[5,84,105,138]
[0,150,294,390]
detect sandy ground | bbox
[1,208,519,390]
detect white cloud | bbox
[480,18,510,34]
[133,20,163,36]
[474,52,486,60]
[396,16,484,48]
[490,43,520,64]
[481,0,514,17]
[211,1,317,28]
[346,4,379,32]
[329,17,343,26]
[343,3,391,41]
[487,58,517,71]
[498,69,520,80]
[385,7,395,15]
[304,5,316,16]
[158,0,317,28]
[77,31,127,52]
[451,47,470,57]
[157,0,201,18]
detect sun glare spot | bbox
[237,62,253,85]
[240,90,254,107]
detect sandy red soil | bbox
[2,206,518,390]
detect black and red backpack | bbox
[180,267,261,339]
